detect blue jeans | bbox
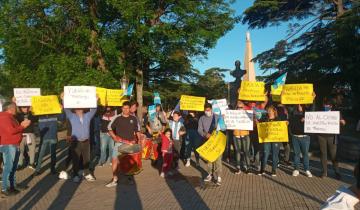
[233,135,251,169]
[261,143,280,172]
[36,138,57,172]
[99,132,114,164]
[292,135,310,171]
[184,129,201,162]
[0,145,19,191]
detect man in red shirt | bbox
[0,102,30,197]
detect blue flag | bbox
[210,100,226,131]
[253,107,267,120]
[148,105,156,122]
[125,83,134,96]
[272,73,287,90]
[153,92,161,105]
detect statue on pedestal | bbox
[229,60,246,108]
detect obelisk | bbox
[243,32,256,81]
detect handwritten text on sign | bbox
[64,86,97,108]
[14,88,41,106]
[238,81,265,101]
[304,111,340,134]
[224,110,253,130]
[180,95,205,111]
[31,95,62,115]
[106,89,127,106]
[257,121,289,143]
[281,84,313,104]
[196,131,227,162]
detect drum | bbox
[142,138,153,159]
[118,152,143,175]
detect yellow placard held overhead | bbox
[238,81,265,101]
[96,87,107,106]
[257,121,289,143]
[31,95,62,116]
[180,95,205,111]
[106,89,127,106]
[271,85,283,102]
[281,84,314,104]
[196,131,227,162]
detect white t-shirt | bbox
[320,186,359,210]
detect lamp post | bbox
[120,69,129,91]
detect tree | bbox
[196,68,227,99]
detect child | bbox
[160,128,174,178]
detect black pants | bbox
[318,135,339,175]
[173,140,182,168]
[71,140,90,176]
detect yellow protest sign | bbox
[31,95,62,116]
[180,95,205,111]
[257,121,288,143]
[196,131,227,162]
[281,84,314,104]
[238,81,265,101]
[271,85,283,102]
[96,87,107,106]
[106,89,128,106]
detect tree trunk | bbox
[136,67,143,121]
[335,0,345,17]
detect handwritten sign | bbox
[208,99,228,115]
[271,85,283,102]
[196,131,227,162]
[224,110,253,130]
[180,95,205,111]
[96,87,107,106]
[31,95,62,115]
[238,81,265,101]
[304,111,340,134]
[281,84,313,104]
[14,88,41,106]
[63,86,97,108]
[106,89,127,106]
[153,92,161,105]
[148,105,156,122]
[257,121,288,143]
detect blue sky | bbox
[192,1,290,82]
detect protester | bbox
[198,103,222,185]
[34,113,65,175]
[259,105,281,177]
[16,106,38,170]
[146,104,167,136]
[276,103,291,166]
[90,111,101,167]
[160,128,174,178]
[318,98,346,179]
[64,108,97,183]
[320,158,360,209]
[168,111,186,169]
[98,107,117,166]
[184,111,201,167]
[106,102,140,187]
[0,102,31,196]
[289,104,313,178]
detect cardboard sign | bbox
[208,99,228,115]
[281,84,314,104]
[148,105,156,122]
[14,88,41,106]
[304,111,340,134]
[257,121,289,143]
[238,81,265,101]
[31,95,62,115]
[106,89,127,106]
[96,87,107,106]
[271,85,283,102]
[63,86,97,108]
[154,92,161,105]
[224,110,253,130]
[196,131,227,162]
[180,95,205,111]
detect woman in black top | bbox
[184,111,201,167]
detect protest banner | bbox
[63,86,97,108]
[106,89,127,106]
[14,88,41,106]
[180,95,205,111]
[224,110,253,130]
[257,121,288,143]
[153,92,161,105]
[271,73,287,102]
[31,95,62,115]
[281,84,314,104]
[148,105,156,122]
[208,99,227,115]
[238,81,265,101]
[96,87,107,106]
[196,131,227,162]
[304,111,340,134]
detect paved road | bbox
[0,138,359,210]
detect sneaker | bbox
[234,169,241,175]
[271,171,277,177]
[1,190,19,197]
[292,170,299,177]
[305,170,313,178]
[8,188,20,194]
[185,159,191,167]
[28,164,36,170]
[105,179,118,188]
[204,175,212,182]
[216,177,222,186]
[257,170,265,176]
[84,174,96,182]
[72,176,81,183]
[14,185,29,191]
[59,171,69,180]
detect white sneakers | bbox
[305,170,313,178]
[204,175,212,182]
[58,171,69,180]
[216,177,222,186]
[292,170,300,177]
[105,179,118,188]
[292,170,312,178]
[185,159,191,167]
[85,174,96,182]
[160,172,165,178]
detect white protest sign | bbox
[208,99,228,114]
[14,88,41,106]
[63,86,97,108]
[304,111,340,134]
[0,102,2,112]
[224,110,253,130]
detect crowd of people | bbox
[0,91,359,209]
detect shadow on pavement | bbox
[115,174,143,210]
